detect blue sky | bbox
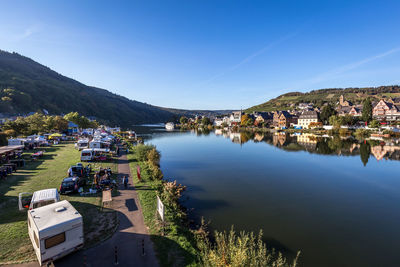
[1,0,400,110]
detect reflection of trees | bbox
[240,131,254,144]
[360,142,371,166]
[218,130,400,164]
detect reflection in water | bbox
[214,130,400,166]
[134,125,400,267]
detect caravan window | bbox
[45,232,66,249]
[34,231,39,248]
[82,152,91,157]
[33,200,55,209]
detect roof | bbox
[31,188,58,203]
[299,111,318,119]
[0,145,24,155]
[62,177,78,182]
[29,200,82,233]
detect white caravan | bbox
[27,200,84,265]
[75,139,89,150]
[19,188,60,211]
[80,149,93,161]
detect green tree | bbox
[369,120,380,129]
[179,116,188,124]
[320,104,336,124]
[360,142,371,166]
[201,117,211,125]
[329,115,344,128]
[362,98,373,122]
[53,116,69,132]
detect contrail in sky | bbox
[305,46,400,85]
[197,31,299,87]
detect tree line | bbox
[1,112,99,137]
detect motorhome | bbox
[80,149,93,161]
[19,188,60,211]
[27,200,84,265]
[75,139,89,150]
[89,140,103,149]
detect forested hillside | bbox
[246,86,400,112]
[0,50,178,127]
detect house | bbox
[253,112,273,126]
[67,122,79,135]
[298,111,319,129]
[273,111,295,129]
[348,106,363,117]
[213,118,224,127]
[372,99,400,121]
[229,111,242,126]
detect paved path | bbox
[10,147,158,267]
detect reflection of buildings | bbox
[229,132,241,144]
[296,133,317,150]
[215,130,400,163]
[273,132,287,146]
[214,129,223,136]
[254,133,264,142]
[371,145,400,161]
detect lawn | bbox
[0,143,118,264]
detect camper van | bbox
[19,188,60,211]
[27,200,84,265]
[80,149,93,161]
[75,139,89,150]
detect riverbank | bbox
[127,148,198,266]
[0,143,118,264]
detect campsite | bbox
[0,131,120,264]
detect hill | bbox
[0,50,213,127]
[246,86,400,112]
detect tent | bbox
[49,133,62,140]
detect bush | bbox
[354,128,370,138]
[198,227,300,267]
[134,144,154,161]
[147,148,161,167]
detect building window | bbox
[45,232,66,249]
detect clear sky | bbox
[1,0,400,110]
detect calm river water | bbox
[133,125,400,267]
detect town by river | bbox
[133,124,400,267]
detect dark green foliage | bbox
[360,142,371,166]
[320,104,336,124]
[0,50,178,128]
[133,144,155,161]
[362,98,373,122]
[201,116,211,125]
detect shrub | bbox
[198,227,300,267]
[134,144,154,161]
[354,128,370,138]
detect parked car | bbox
[59,177,85,194]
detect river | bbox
[133,125,400,267]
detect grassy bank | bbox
[0,143,118,264]
[127,150,199,267]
